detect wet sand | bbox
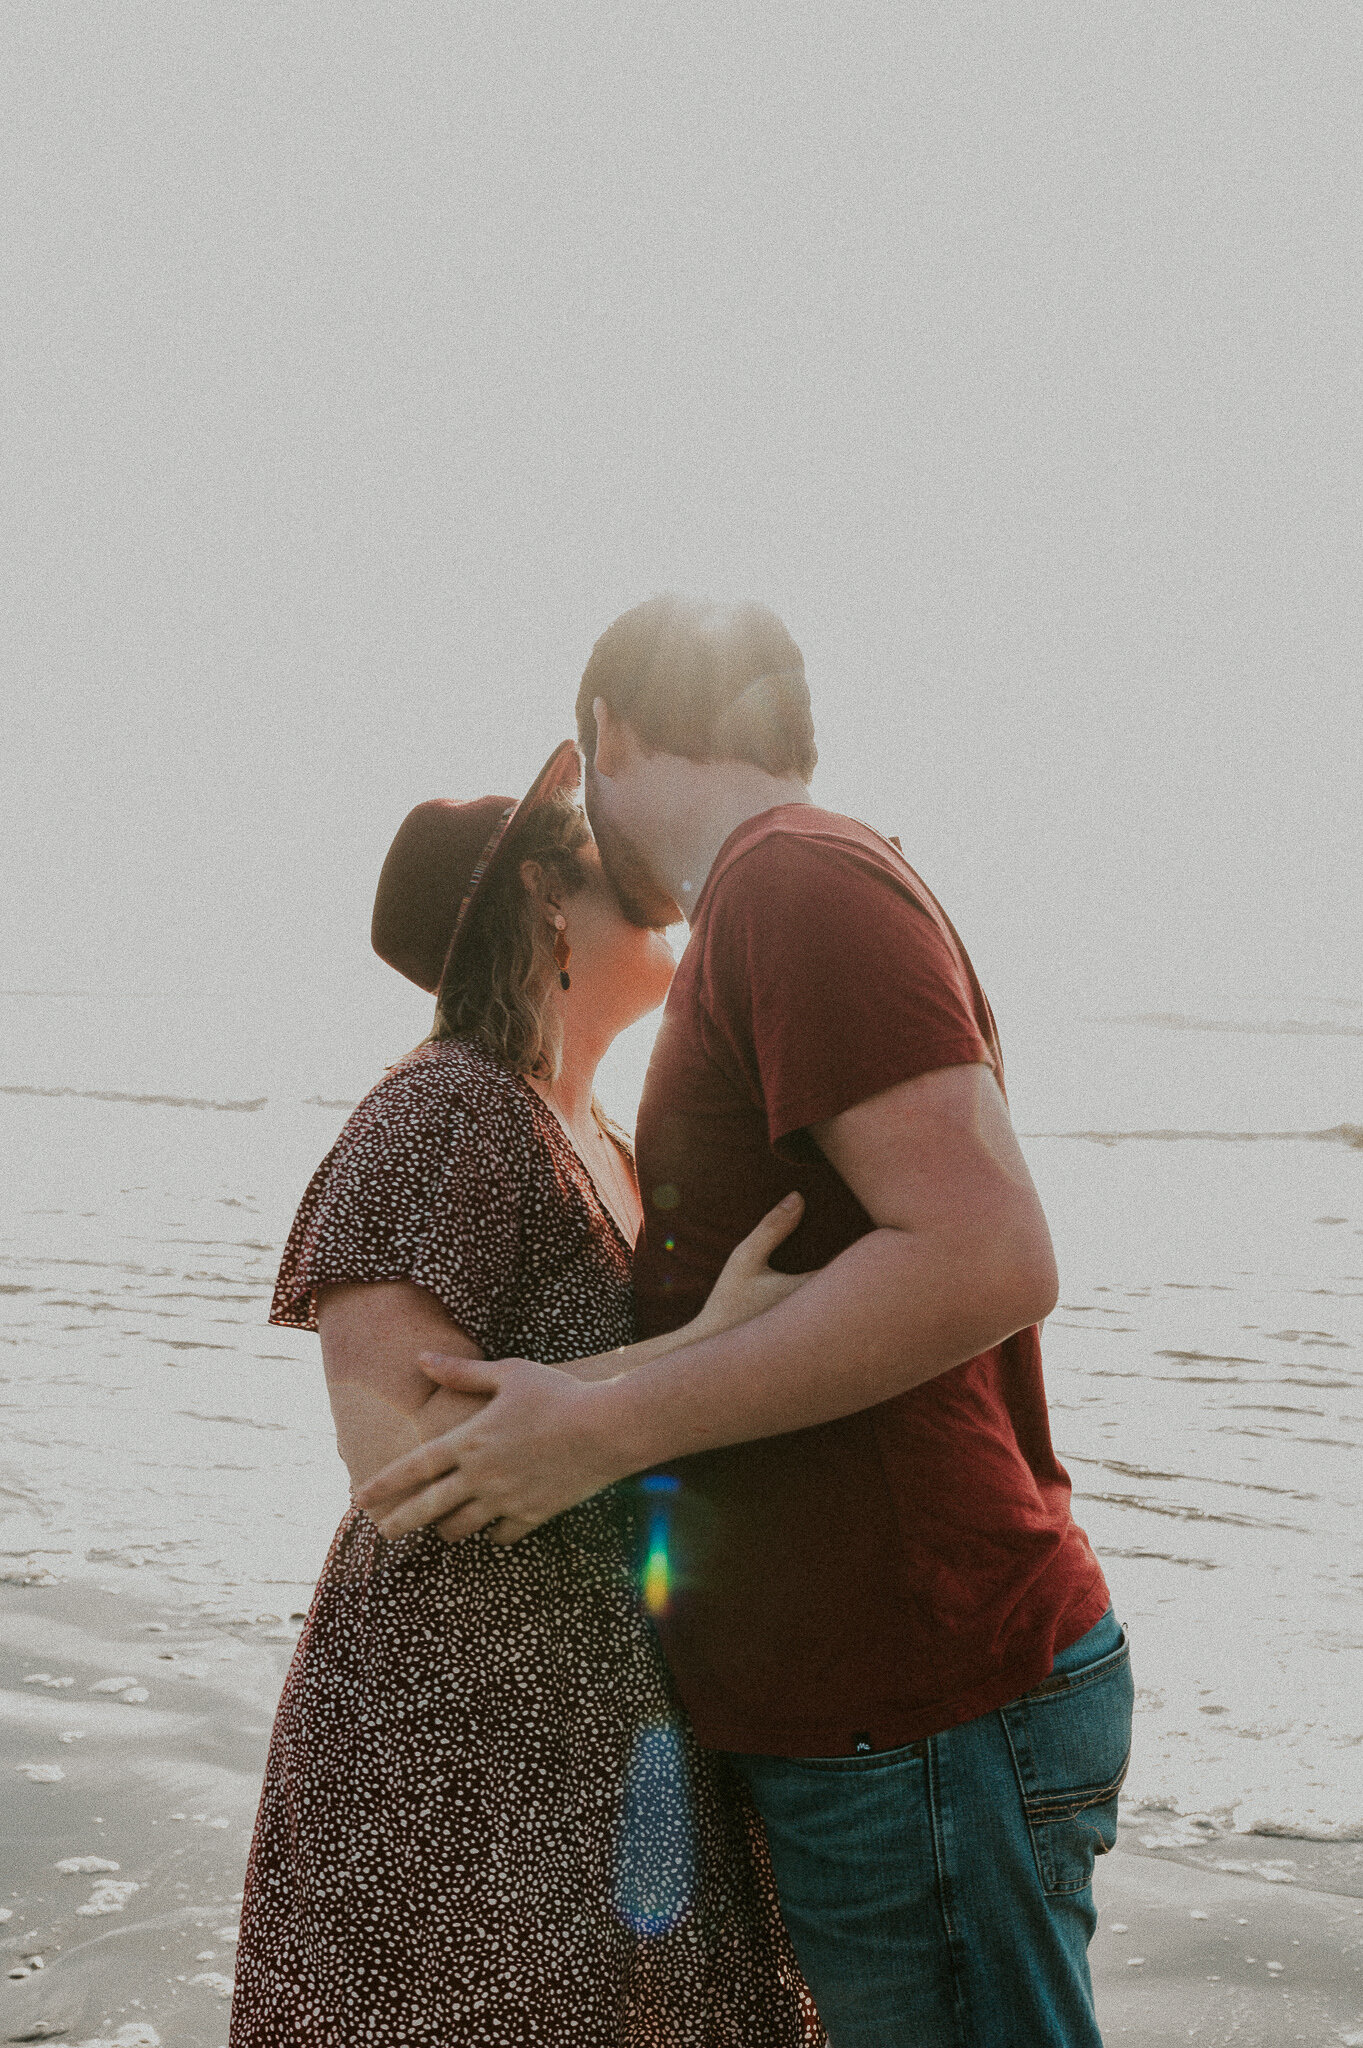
[1091,1834,1363,2045]
[3,1003,1359,2040]
[2,1578,295,2047]
[6,1577,1362,2048]
[4,1022,1361,1846]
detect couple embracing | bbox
[229,595,1131,2048]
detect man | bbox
[360,595,1132,2048]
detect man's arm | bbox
[333,1196,810,1496]
[356,1063,1059,1541]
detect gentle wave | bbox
[178,1409,289,1432]
[1,1084,366,1114]
[1075,1491,1310,1536]
[1033,1124,1363,1148]
[8,1084,1359,1145]
[1101,1012,1363,1037]
[1096,1544,1218,1572]
[0,1084,266,1112]
[1068,1454,1317,1503]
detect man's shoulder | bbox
[693,802,983,1025]
[704,804,933,920]
[724,802,896,861]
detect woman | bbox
[230,742,824,2047]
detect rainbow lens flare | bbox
[638,1474,679,1618]
[611,1722,696,1936]
[642,1535,669,1616]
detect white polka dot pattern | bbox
[231,1039,824,2047]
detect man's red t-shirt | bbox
[631,804,1109,1757]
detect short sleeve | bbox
[269,1073,530,1350]
[699,832,993,1151]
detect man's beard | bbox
[584,771,682,930]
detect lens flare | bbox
[611,1722,696,1936]
[642,1524,669,1616]
[637,1474,679,1619]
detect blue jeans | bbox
[725,1610,1132,2048]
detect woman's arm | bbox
[357,1194,814,1528]
[363,1067,1058,1545]
[318,1280,486,1494]
[549,1191,808,1382]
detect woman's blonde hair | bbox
[429,793,593,1081]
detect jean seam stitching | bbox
[926,1734,973,2048]
[784,1745,928,1775]
[1025,1756,1132,1822]
[999,1700,1056,1894]
[1027,1634,1130,1701]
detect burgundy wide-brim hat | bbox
[371,739,582,994]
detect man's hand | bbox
[354,1359,631,1544]
[317,1280,486,1497]
[355,1069,1057,1542]
[353,1192,814,1545]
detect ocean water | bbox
[1,986,1359,1842]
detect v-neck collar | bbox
[516,1076,638,1253]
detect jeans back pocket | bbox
[999,1629,1134,1896]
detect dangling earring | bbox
[552,914,571,991]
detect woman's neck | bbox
[528,1024,603,1132]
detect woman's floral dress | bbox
[229,1037,823,2047]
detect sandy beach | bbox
[2,993,1360,2041]
[5,1573,1363,2048]
[6,0,1361,2030]
[2,1576,285,2047]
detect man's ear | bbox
[592,696,633,780]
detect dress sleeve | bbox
[269,1084,529,1350]
[701,834,993,1153]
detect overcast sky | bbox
[5,3,1360,1054]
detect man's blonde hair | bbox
[576,594,817,781]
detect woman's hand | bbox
[686,1191,814,1343]
[354,1194,820,1545]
